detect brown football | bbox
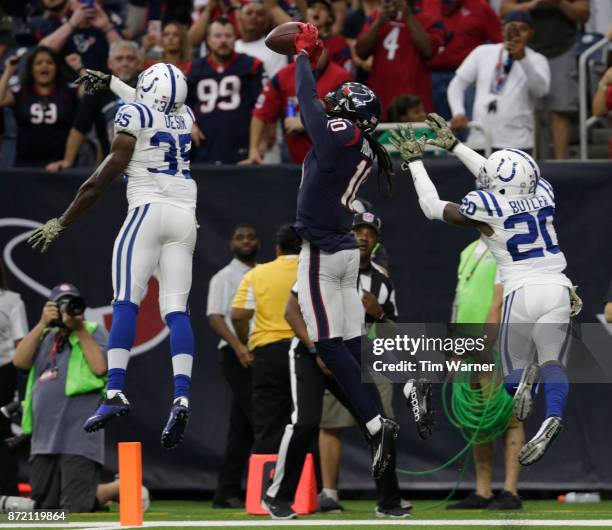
[264,22,303,55]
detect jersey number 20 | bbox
[147,132,191,178]
[505,206,560,261]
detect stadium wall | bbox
[1,160,611,490]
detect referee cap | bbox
[352,212,381,236]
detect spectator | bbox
[33,0,124,72]
[230,224,299,454]
[500,0,590,159]
[447,10,549,153]
[188,0,241,50]
[12,283,108,513]
[605,277,612,323]
[318,212,404,514]
[143,21,193,74]
[0,258,28,497]
[355,0,445,119]
[47,40,142,172]
[592,66,612,158]
[207,224,260,509]
[235,2,288,80]
[306,0,353,73]
[429,0,503,120]
[377,94,435,156]
[243,46,352,164]
[188,17,264,164]
[342,0,379,84]
[0,46,79,168]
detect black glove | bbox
[75,69,111,95]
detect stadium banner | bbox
[1,160,611,491]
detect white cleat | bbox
[519,416,563,466]
[513,364,540,421]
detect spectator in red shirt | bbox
[592,66,612,158]
[428,0,503,119]
[242,47,352,164]
[306,0,353,74]
[355,0,445,119]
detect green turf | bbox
[4,500,612,529]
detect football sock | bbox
[365,415,383,436]
[322,489,339,502]
[107,301,138,396]
[166,311,195,400]
[541,363,568,419]
[316,338,379,426]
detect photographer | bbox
[0,259,28,496]
[12,283,108,513]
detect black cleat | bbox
[446,492,492,510]
[404,378,435,440]
[83,392,130,432]
[487,490,522,510]
[519,416,563,466]
[261,494,297,520]
[371,418,399,479]
[375,505,411,518]
[317,492,344,513]
[161,397,190,449]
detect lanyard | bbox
[490,47,514,95]
[458,244,488,285]
[47,332,67,370]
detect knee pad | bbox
[108,301,139,350]
[166,311,194,355]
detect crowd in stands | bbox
[0,0,609,168]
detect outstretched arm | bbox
[29,133,136,252]
[110,76,136,102]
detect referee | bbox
[231,224,300,454]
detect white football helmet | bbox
[134,63,187,114]
[476,148,540,198]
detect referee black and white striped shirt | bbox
[357,262,398,323]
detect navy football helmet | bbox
[324,82,381,133]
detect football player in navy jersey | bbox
[188,17,264,164]
[290,23,397,482]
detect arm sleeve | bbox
[232,271,255,310]
[110,76,136,103]
[206,273,230,316]
[452,143,487,178]
[10,297,28,342]
[448,48,479,117]
[407,160,448,221]
[253,77,282,123]
[295,53,334,162]
[516,52,550,99]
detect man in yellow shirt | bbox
[231,224,300,454]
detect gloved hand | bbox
[569,286,583,317]
[389,125,425,169]
[425,112,459,151]
[28,218,65,253]
[295,23,322,66]
[75,69,111,95]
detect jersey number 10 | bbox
[147,132,192,178]
[505,206,560,262]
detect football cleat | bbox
[261,494,297,520]
[513,364,540,421]
[83,392,130,432]
[371,418,399,479]
[403,378,435,440]
[518,416,563,466]
[161,397,190,449]
[317,492,344,514]
[375,505,412,518]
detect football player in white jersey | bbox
[29,63,198,449]
[390,114,582,466]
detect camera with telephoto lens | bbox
[49,296,86,328]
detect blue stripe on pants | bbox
[123,204,150,301]
[308,246,329,340]
[115,208,140,301]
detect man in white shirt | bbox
[447,10,549,153]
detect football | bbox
[264,21,303,55]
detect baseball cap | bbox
[49,283,80,302]
[307,0,334,14]
[352,212,382,236]
[502,10,534,27]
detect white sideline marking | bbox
[4,520,612,529]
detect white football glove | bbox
[28,218,65,253]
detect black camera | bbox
[49,296,86,328]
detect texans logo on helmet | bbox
[342,83,375,108]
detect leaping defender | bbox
[391,115,581,466]
[29,63,198,449]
